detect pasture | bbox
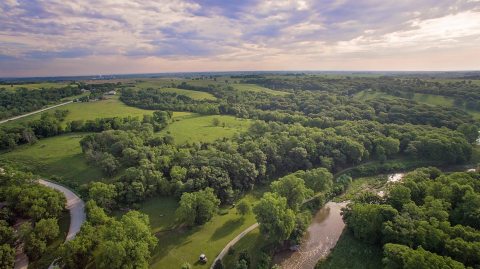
[3,96,192,128]
[230,83,288,95]
[0,133,103,186]
[159,114,251,144]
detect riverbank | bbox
[273,201,348,269]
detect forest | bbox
[0,73,479,269]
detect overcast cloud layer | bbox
[1,0,479,77]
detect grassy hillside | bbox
[159,114,251,144]
[155,87,216,100]
[230,83,288,95]
[0,133,103,186]
[3,96,192,128]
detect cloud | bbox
[0,0,479,76]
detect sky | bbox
[0,0,480,77]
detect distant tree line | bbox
[0,86,81,120]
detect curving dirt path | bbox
[0,101,72,125]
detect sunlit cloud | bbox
[0,0,479,76]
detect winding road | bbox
[0,101,72,125]
[14,180,85,269]
[38,179,86,241]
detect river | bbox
[273,201,348,269]
[273,173,406,269]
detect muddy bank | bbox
[273,201,348,269]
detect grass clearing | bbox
[159,114,251,144]
[156,87,216,100]
[113,196,179,234]
[149,188,264,269]
[0,133,103,186]
[4,96,192,128]
[316,231,383,269]
[230,84,289,96]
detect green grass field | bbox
[150,188,264,269]
[156,87,216,100]
[316,231,383,269]
[159,114,251,144]
[114,196,179,234]
[3,96,192,128]
[131,80,216,100]
[230,83,288,96]
[0,133,103,186]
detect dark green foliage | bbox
[344,169,480,268]
[383,244,465,269]
[0,244,15,269]
[342,203,398,244]
[253,192,296,243]
[175,188,220,226]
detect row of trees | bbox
[342,168,480,268]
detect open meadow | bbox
[0,133,103,186]
[3,96,193,128]
[159,114,251,144]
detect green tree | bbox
[343,203,398,244]
[236,200,251,216]
[0,244,15,269]
[383,243,465,269]
[271,175,313,210]
[254,192,296,242]
[96,211,158,269]
[388,185,412,210]
[295,168,333,193]
[88,182,117,209]
[457,123,479,144]
[175,188,220,226]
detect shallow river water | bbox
[273,201,348,269]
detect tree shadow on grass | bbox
[210,217,245,241]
